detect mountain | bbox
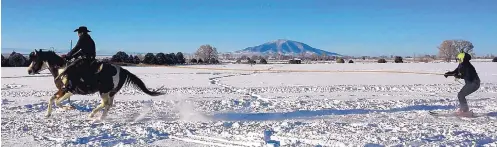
[234,39,341,56]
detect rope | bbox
[159,65,446,76]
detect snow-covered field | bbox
[2,63,497,147]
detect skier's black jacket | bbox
[445,52,479,82]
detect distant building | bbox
[288,58,301,64]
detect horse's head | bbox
[27,49,64,75]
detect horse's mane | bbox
[38,50,65,67]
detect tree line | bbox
[2,41,496,67]
[103,44,223,65]
[107,51,188,65]
[1,52,31,67]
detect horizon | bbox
[2,0,497,56]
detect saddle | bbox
[62,58,102,94]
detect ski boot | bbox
[455,108,474,117]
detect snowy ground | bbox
[2,63,497,147]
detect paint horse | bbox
[27,49,164,120]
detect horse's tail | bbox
[121,68,164,96]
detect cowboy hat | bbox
[74,26,91,32]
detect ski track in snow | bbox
[2,63,497,147]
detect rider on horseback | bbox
[61,26,99,93]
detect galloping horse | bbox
[27,49,164,120]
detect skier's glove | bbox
[443,72,451,78]
[454,73,462,79]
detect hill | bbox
[234,39,341,56]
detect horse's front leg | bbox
[45,93,58,118]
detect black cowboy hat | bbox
[74,26,91,32]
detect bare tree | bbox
[310,53,318,61]
[251,55,259,60]
[438,39,475,62]
[438,40,457,62]
[453,39,474,55]
[299,51,306,59]
[240,55,248,60]
[320,51,327,61]
[195,44,218,61]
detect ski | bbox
[429,110,487,118]
[429,111,457,117]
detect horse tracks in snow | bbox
[2,64,497,146]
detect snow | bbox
[2,62,497,146]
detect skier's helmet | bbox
[457,52,465,63]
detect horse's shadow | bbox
[212,105,497,121]
[29,101,497,122]
[487,112,497,117]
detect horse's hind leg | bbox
[88,92,111,119]
[65,96,76,110]
[109,92,117,108]
[100,95,114,120]
[55,92,73,109]
[100,92,117,119]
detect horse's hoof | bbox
[62,105,76,111]
[99,115,108,120]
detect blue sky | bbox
[2,0,496,56]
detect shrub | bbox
[111,51,129,62]
[190,58,197,64]
[236,59,242,64]
[167,53,177,64]
[143,53,157,64]
[101,58,110,63]
[176,52,186,64]
[133,55,141,64]
[378,58,387,63]
[209,58,219,64]
[125,55,133,63]
[247,58,256,64]
[155,53,166,65]
[259,58,268,64]
[492,57,497,62]
[1,55,8,67]
[288,59,301,64]
[249,60,256,64]
[2,55,11,67]
[164,53,175,65]
[336,58,345,63]
[348,60,354,63]
[198,59,204,64]
[8,52,27,67]
[394,56,404,63]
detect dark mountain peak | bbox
[235,39,341,56]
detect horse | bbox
[27,49,164,120]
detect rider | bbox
[62,26,98,93]
[444,51,480,116]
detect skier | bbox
[443,51,480,116]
